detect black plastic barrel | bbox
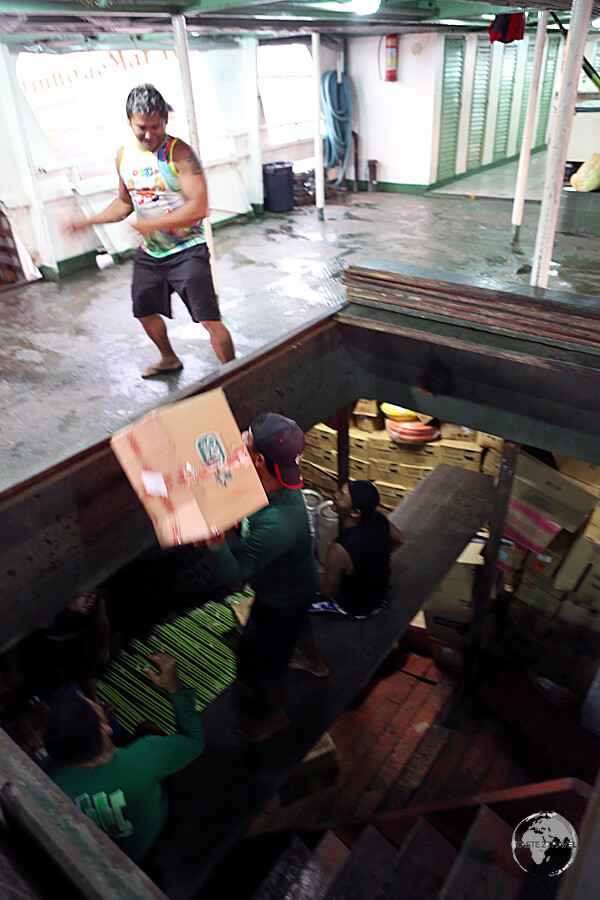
[263,161,294,212]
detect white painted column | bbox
[455,35,478,177]
[506,33,529,159]
[511,11,549,240]
[530,0,593,288]
[0,46,57,277]
[312,31,325,221]
[241,37,263,211]
[481,42,504,165]
[172,13,218,291]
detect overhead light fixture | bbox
[592,17,600,28]
[480,14,495,20]
[348,0,381,15]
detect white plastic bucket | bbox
[302,489,323,549]
[316,500,339,565]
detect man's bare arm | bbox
[68,148,133,232]
[320,542,353,600]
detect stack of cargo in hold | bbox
[302,405,600,711]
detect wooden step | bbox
[321,824,396,900]
[284,831,350,900]
[374,816,457,899]
[439,805,525,899]
[251,836,312,900]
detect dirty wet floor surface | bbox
[1,190,598,491]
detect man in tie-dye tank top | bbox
[69,84,234,378]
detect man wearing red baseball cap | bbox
[206,412,329,742]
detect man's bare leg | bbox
[289,634,330,677]
[202,320,235,364]
[139,314,182,375]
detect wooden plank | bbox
[321,825,396,900]
[374,817,457,900]
[439,805,525,899]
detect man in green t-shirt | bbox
[206,412,329,743]
[43,653,205,862]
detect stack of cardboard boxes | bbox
[302,417,497,514]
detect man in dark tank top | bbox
[311,481,404,619]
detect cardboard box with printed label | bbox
[554,454,600,488]
[424,537,484,644]
[375,481,410,508]
[512,453,597,533]
[368,431,440,465]
[554,509,600,591]
[503,498,562,554]
[553,600,600,651]
[353,398,383,432]
[573,564,600,610]
[399,463,434,489]
[348,456,371,481]
[524,531,573,580]
[370,459,406,486]
[514,572,564,619]
[440,422,478,442]
[300,460,337,497]
[303,445,338,473]
[507,598,555,638]
[476,432,504,453]
[482,448,503,477]
[305,422,337,453]
[110,387,268,548]
[348,426,374,462]
[438,439,483,472]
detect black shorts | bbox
[131,243,221,322]
[237,597,312,693]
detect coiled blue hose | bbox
[321,70,353,188]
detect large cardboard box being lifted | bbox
[111,388,268,548]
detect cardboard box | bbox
[438,439,483,472]
[429,636,465,672]
[370,459,406,486]
[552,600,600,650]
[573,563,600,610]
[353,398,383,432]
[374,480,410,508]
[514,573,564,618]
[399,463,434,489]
[440,422,478,442]
[554,454,600,488]
[554,511,600,591]
[512,453,597,533]
[503,498,562,554]
[506,598,554,638]
[476,432,504,453]
[303,445,337,473]
[110,387,267,548]
[424,537,484,643]
[497,540,526,576]
[348,426,374,462]
[368,431,440,465]
[524,530,573,579]
[348,456,371,481]
[301,461,337,497]
[305,422,337,453]
[482,448,503,477]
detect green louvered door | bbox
[466,38,491,171]
[493,44,518,161]
[437,37,465,182]
[535,38,560,146]
[516,39,536,151]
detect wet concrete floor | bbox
[1,189,599,492]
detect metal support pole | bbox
[312,31,325,221]
[463,442,520,698]
[530,0,593,288]
[241,37,263,213]
[172,13,218,292]
[511,11,549,242]
[328,403,352,487]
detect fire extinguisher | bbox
[385,35,398,82]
